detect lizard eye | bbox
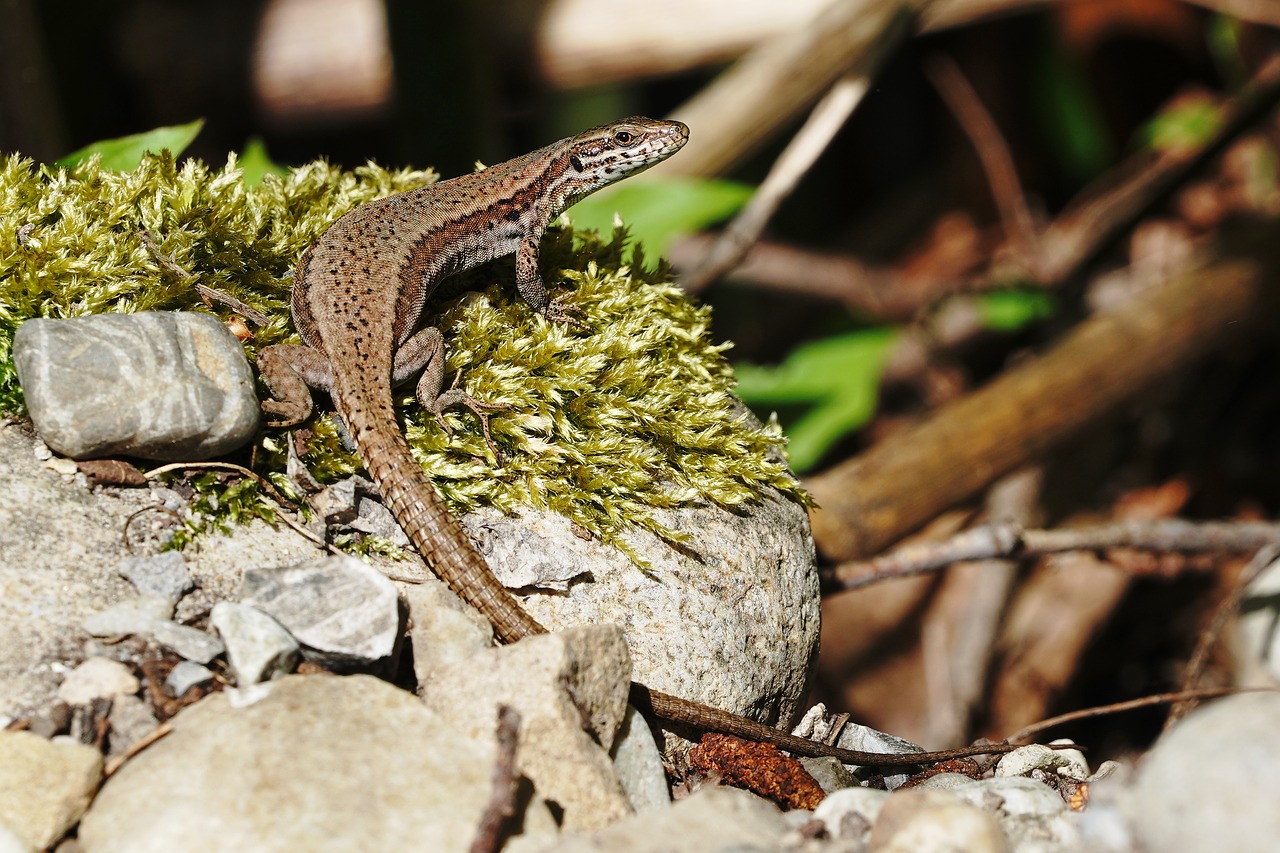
[614,130,634,145]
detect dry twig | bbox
[1167,546,1280,726]
[1005,687,1270,745]
[828,519,1280,591]
[470,705,523,853]
[682,71,870,292]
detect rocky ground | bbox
[2,419,1279,852]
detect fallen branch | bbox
[807,246,1278,561]
[827,519,1280,591]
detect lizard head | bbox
[556,117,690,209]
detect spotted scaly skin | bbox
[258,117,1028,768]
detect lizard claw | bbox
[544,292,591,330]
[432,370,511,464]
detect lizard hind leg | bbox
[398,326,509,460]
[257,343,333,427]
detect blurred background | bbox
[5,0,1280,761]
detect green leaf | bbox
[735,328,898,473]
[566,177,753,258]
[979,290,1055,331]
[1141,98,1222,155]
[1034,41,1112,181]
[56,119,205,170]
[238,137,287,186]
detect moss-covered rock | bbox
[0,152,806,558]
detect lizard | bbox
[257,116,1031,768]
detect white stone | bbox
[1132,692,1280,853]
[57,657,139,705]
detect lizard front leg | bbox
[515,230,586,326]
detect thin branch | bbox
[1005,687,1272,745]
[470,705,523,853]
[827,519,1280,591]
[144,460,296,508]
[104,721,173,777]
[144,460,336,555]
[925,53,1039,267]
[139,229,270,326]
[683,71,870,292]
[1167,546,1280,727]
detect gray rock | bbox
[14,311,258,461]
[425,625,634,832]
[104,694,159,763]
[798,755,857,793]
[403,576,495,688]
[1131,692,1280,853]
[240,555,400,668]
[147,620,225,664]
[81,597,224,664]
[951,776,1068,819]
[544,786,788,853]
[0,426,319,721]
[869,789,1008,853]
[0,730,103,850]
[347,491,412,548]
[81,595,175,635]
[114,552,192,604]
[833,721,923,788]
[995,742,1089,781]
[210,602,299,684]
[307,477,362,526]
[77,674,559,853]
[811,786,889,841]
[453,477,817,759]
[610,705,670,813]
[56,658,139,705]
[165,661,214,697]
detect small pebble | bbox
[165,661,214,697]
[56,658,139,706]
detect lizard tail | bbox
[338,378,547,644]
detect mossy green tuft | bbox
[0,151,808,561]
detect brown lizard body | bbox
[258,117,1022,768]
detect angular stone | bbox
[240,555,400,667]
[402,576,494,688]
[148,621,225,665]
[165,661,214,697]
[82,595,175,635]
[210,602,299,685]
[425,625,634,832]
[114,552,193,604]
[0,730,103,850]
[81,597,223,665]
[14,312,258,461]
[610,705,670,813]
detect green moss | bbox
[0,151,808,561]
